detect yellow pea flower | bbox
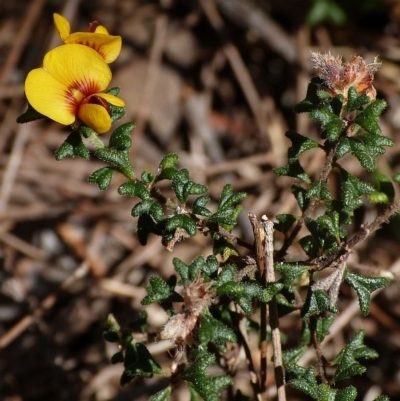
[53,13,122,63]
[25,44,125,134]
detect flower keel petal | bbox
[78,103,112,134]
[97,93,125,107]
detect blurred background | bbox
[0,0,400,400]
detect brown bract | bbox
[311,51,381,100]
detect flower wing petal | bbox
[64,33,122,63]
[94,25,109,34]
[53,13,70,41]
[97,93,125,107]
[25,68,75,125]
[78,103,112,134]
[42,44,112,94]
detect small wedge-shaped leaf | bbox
[306,180,332,201]
[17,101,46,123]
[275,263,309,286]
[302,289,338,318]
[197,313,237,347]
[160,153,179,170]
[96,148,134,179]
[335,386,357,401]
[355,99,386,135]
[334,330,378,382]
[345,272,390,316]
[209,208,241,226]
[131,199,163,222]
[149,387,172,401]
[316,314,335,343]
[340,169,375,215]
[172,169,207,204]
[88,167,114,190]
[173,256,205,284]
[118,181,150,200]
[121,342,163,384]
[218,184,247,211]
[260,283,284,303]
[282,346,307,367]
[286,130,319,164]
[292,184,310,211]
[165,214,197,237]
[137,213,157,245]
[55,130,90,160]
[275,214,297,233]
[373,397,390,401]
[310,106,343,141]
[347,87,370,112]
[141,276,183,306]
[193,195,212,217]
[141,171,155,184]
[109,122,134,150]
[370,168,395,203]
[294,82,321,113]
[110,103,125,124]
[289,366,318,399]
[273,160,311,183]
[182,350,233,401]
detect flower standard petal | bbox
[97,93,125,107]
[64,32,122,63]
[53,13,70,40]
[25,68,76,125]
[42,44,112,95]
[78,103,112,134]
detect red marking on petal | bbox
[86,94,111,115]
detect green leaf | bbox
[197,313,237,347]
[173,256,204,284]
[340,169,375,216]
[292,184,310,211]
[165,214,197,237]
[316,314,335,343]
[110,103,125,124]
[149,387,172,401]
[273,160,311,183]
[55,130,90,160]
[96,148,134,179]
[109,122,134,150]
[105,87,120,96]
[172,169,207,204]
[160,153,179,169]
[131,199,163,222]
[345,271,390,316]
[355,99,386,135]
[373,397,390,401]
[370,169,395,203]
[286,130,319,164]
[275,263,309,286]
[88,167,114,190]
[218,184,247,211]
[289,366,318,399]
[310,106,343,141]
[193,195,212,217]
[182,350,233,401]
[334,330,378,382]
[141,276,183,306]
[122,342,163,383]
[136,213,158,245]
[335,386,357,401]
[306,0,346,25]
[302,289,338,318]
[282,346,307,367]
[294,82,321,113]
[275,214,297,233]
[347,87,371,112]
[306,180,332,201]
[16,101,46,123]
[118,181,150,200]
[141,171,155,184]
[111,351,124,364]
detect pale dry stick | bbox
[0,124,31,213]
[132,15,168,145]
[219,0,297,63]
[0,231,46,261]
[298,257,400,369]
[0,0,46,85]
[198,0,284,157]
[261,215,286,401]
[248,213,267,400]
[0,261,90,348]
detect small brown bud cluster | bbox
[311,51,381,100]
[157,277,215,348]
